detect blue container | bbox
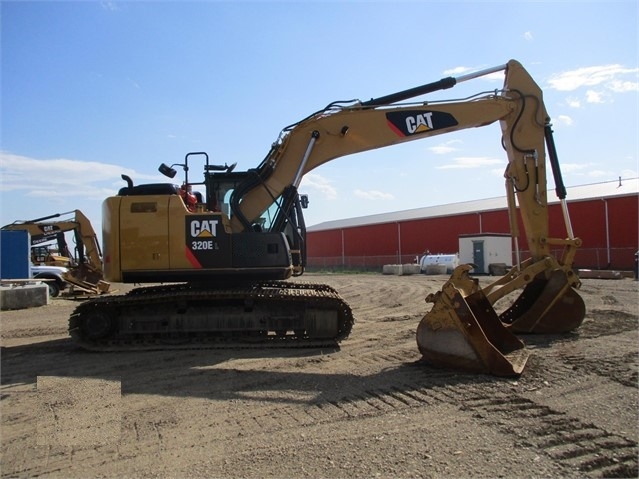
[1,230,31,279]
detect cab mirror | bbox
[159,163,177,178]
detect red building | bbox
[306,178,638,271]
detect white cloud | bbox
[559,162,594,173]
[607,80,639,93]
[586,169,608,178]
[444,66,473,76]
[490,73,505,82]
[547,65,639,92]
[353,189,394,201]
[100,1,120,12]
[565,96,581,108]
[299,172,337,200]
[585,90,604,103]
[523,31,533,41]
[436,156,504,170]
[0,152,160,197]
[429,140,462,155]
[555,115,574,126]
[562,166,638,181]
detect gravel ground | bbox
[1,273,637,478]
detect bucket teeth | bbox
[416,264,586,376]
[417,269,528,377]
[499,269,585,334]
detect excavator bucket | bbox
[499,269,585,334]
[416,265,529,376]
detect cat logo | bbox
[406,112,434,134]
[385,110,458,137]
[190,219,218,238]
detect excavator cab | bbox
[103,151,308,284]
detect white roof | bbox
[308,177,639,232]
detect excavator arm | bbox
[229,98,517,230]
[228,59,585,375]
[228,61,579,273]
[229,79,516,232]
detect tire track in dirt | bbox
[184,366,637,478]
[169,343,637,479]
[559,349,638,388]
[460,391,638,478]
[2,275,637,478]
[299,275,639,477]
[3,344,635,479]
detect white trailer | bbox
[459,234,512,275]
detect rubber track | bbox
[68,281,354,351]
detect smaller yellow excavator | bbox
[2,210,110,295]
[30,244,72,267]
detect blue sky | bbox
[1,1,638,235]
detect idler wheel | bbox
[80,310,115,340]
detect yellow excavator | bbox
[68,59,584,376]
[2,210,110,295]
[30,245,72,267]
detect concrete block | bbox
[401,264,421,275]
[382,264,421,276]
[382,264,399,275]
[577,269,623,280]
[0,283,49,310]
